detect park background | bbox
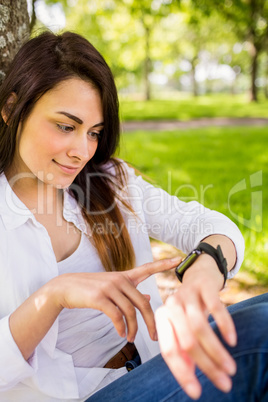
[2,0,268,303]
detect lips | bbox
[53,160,80,174]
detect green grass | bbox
[118,125,268,284]
[120,94,268,121]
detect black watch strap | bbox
[175,242,228,286]
[198,242,228,286]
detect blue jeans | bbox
[87,293,268,401]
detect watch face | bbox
[175,249,202,277]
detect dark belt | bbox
[104,342,139,369]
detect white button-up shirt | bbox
[0,162,245,401]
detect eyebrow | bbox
[56,111,104,128]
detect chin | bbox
[57,181,74,190]
[43,178,74,190]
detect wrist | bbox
[9,278,64,361]
[45,276,66,311]
[175,242,228,288]
[183,254,225,290]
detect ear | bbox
[1,92,18,124]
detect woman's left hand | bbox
[155,254,237,400]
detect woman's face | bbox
[10,77,104,189]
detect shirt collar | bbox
[0,173,88,234]
[0,174,34,230]
[62,189,89,235]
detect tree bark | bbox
[0,0,30,86]
[191,56,198,97]
[265,55,268,99]
[248,0,259,102]
[144,24,151,101]
[250,42,259,102]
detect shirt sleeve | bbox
[123,163,245,278]
[0,315,37,391]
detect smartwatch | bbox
[175,242,228,286]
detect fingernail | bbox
[223,360,236,376]
[217,376,232,392]
[154,331,158,341]
[184,383,201,400]
[171,256,182,263]
[227,332,237,346]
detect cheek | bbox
[44,137,67,155]
[86,142,98,162]
[21,133,64,160]
[91,142,99,156]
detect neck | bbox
[5,169,63,215]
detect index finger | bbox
[127,256,182,287]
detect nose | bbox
[67,133,92,162]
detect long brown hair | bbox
[0,31,135,271]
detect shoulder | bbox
[101,158,128,173]
[101,158,138,183]
[0,172,8,190]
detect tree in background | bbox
[190,0,268,101]
[167,7,236,96]
[59,0,145,94]
[119,0,174,100]
[45,0,174,100]
[31,0,268,100]
[0,0,30,85]
[229,0,268,102]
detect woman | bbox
[0,31,266,402]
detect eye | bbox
[56,124,74,133]
[88,131,101,141]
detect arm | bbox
[9,258,181,361]
[123,163,244,277]
[155,234,239,399]
[117,164,244,398]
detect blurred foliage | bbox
[41,0,268,101]
[188,0,268,101]
[44,0,176,95]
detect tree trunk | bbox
[0,0,30,86]
[265,55,268,99]
[230,76,237,95]
[144,25,151,101]
[191,56,198,97]
[250,42,259,102]
[30,0,38,33]
[248,0,259,102]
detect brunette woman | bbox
[0,31,267,402]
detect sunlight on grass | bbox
[120,94,268,121]
[119,125,268,284]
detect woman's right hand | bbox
[10,256,180,361]
[53,257,182,343]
